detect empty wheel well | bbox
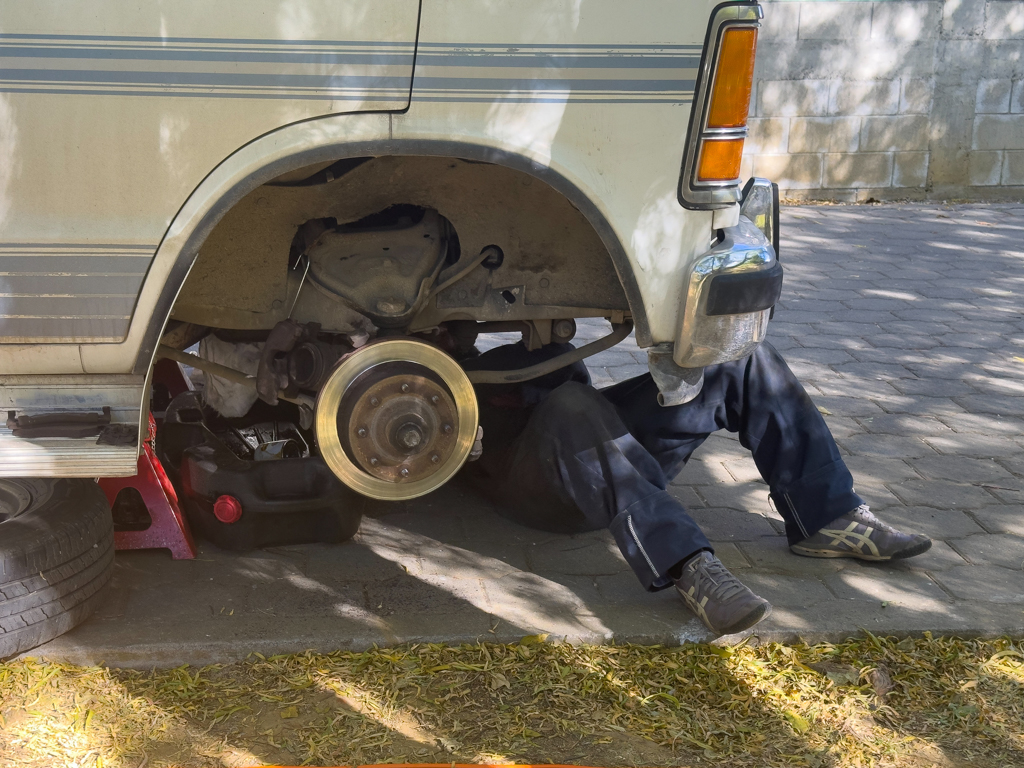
[170,155,632,334]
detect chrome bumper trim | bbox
[674,203,779,369]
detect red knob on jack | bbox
[213,494,243,524]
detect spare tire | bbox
[0,478,114,659]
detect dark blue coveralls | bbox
[461,341,863,592]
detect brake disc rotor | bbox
[315,339,478,500]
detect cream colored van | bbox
[0,0,779,655]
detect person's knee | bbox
[542,380,602,413]
[532,381,625,441]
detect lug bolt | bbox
[369,457,379,466]
[443,424,453,435]
[401,383,410,393]
[400,468,410,477]
[431,454,440,463]
[357,427,367,438]
[431,395,439,404]
[370,397,380,407]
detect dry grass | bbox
[1,634,1022,768]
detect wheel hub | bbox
[316,339,478,500]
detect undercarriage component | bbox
[445,318,577,352]
[157,344,317,422]
[253,320,355,406]
[256,319,308,405]
[307,207,448,327]
[465,321,633,385]
[315,339,478,501]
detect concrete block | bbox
[893,151,929,187]
[365,574,490,616]
[739,153,754,182]
[1013,79,1024,113]
[799,2,872,40]
[879,506,986,540]
[860,115,930,151]
[888,478,1000,509]
[737,571,835,607]
[942,0,986,37]
[900,78,935,114]
[839,433,935,459]
[973,114,1024,150]
[953,533,1024,570]
[745,117,790,153]
[758,79,831,117]
[528,537,628,576]
[972,505,1024,537]
[968,150,1005,185]
[886,541,968,571]
[707,541,752,569]
[760,1,801,39]
[871,1,942,40]
[752,152,824,188]
[685,506,777,541]
[984,0,1024,39]
[789,116,860,153]
[824,569,950,605]
[1002,150,1024,184]
[933,565,1024,603]
[975,78,1012,113]
[830,80,900,116]
[738,535,852,577]
[823,152,894,188]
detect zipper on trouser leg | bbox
[771,490,811,540]
[627,514,660,579]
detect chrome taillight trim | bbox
[678,2,762,210]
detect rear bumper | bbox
[674,178,781,368]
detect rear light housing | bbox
[679,2,762,209]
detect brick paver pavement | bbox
[32,203,1024,666]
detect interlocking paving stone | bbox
[685,506,778,541]
[932,565,1024,603]
[951,534,1024,570]
[876,506,987,540]
[910,455,1017,483]
[885,478,1002,508]
[736,572,835,608]
[855,413,955,437]
[737,536,852,577]
[971,506,1024,537]
[925,432,1024,457]
[527,537,630,576]
[897,540,971,571]
[837,433,938,458]
[822,569,950,605]
[28,202,1024,667]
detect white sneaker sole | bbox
[790,538,932,561]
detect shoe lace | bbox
[696,556,749,603]
[850,504,899,534]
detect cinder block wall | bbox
[742,0,1024,201]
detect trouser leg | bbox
[469,381,711,591]
[603,341,862,545]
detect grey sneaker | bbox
[791,504,932,561]
[674,551,772,635]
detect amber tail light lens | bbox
[697,138,745,181]
[679,4,762,208]
[706,27,758,129]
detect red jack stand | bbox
[99,414,197,560]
